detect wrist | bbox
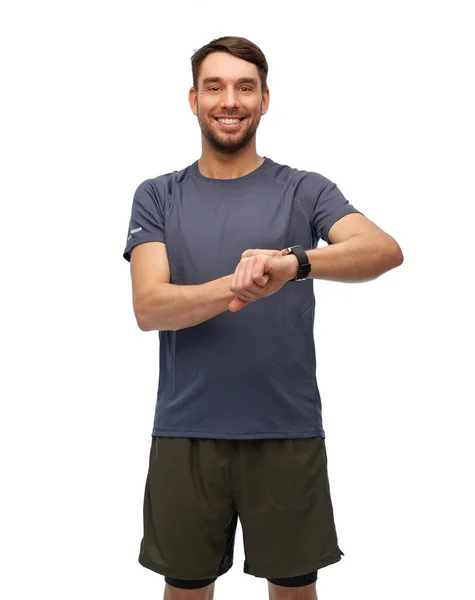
[283,254,299,280]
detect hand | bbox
[228,249,299,313]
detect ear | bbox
[188,87,198,116]
[261,87,270,116]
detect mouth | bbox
[214,117,247,129]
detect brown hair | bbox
[191,36,268,95]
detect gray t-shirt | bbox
[123,156,363,439]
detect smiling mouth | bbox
[215,117,247,128]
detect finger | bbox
[236,258,245,293]
[239,258,254,293]
[230,261,251,301]
[233,258,267,300]
[235,260,257,300]
[235,275,258,300]
[253,255,269,286]
[237,258,266,298]
[231,261,243,295]
[249,257,266,288]
[242,248,280,257]
[236,289,257,301]
[244,257,267,296]
[244,256,256,288]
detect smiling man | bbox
[123,36,403,600]
[190,52,267,166]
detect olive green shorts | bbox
[138,436,344,588]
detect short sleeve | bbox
[123,179,165,262]
[311,178,364,245]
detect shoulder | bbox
[266,158,332,197]
[134,162,194,199]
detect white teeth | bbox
[217,118,242,124]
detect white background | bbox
[1,1,474,599]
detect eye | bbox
[208,86,252,92]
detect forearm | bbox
[137,274,236,331]
[288,232,403,283]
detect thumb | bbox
[256,273,270,287]
[228,297,248,313]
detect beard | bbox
[197,108,261,154]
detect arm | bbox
[130,241,236,332]
[235,213,404,296]
[138,275,236,332]
[285,213,404,283]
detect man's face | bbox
[189,52,269,154]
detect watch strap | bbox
[281,245,311,281]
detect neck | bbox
[198,149,264,180]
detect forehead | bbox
[200,52,259,82]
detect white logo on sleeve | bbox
[127,226,143,242]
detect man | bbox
[123,36,403,600]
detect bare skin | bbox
[164,581,215,600]
[163,579,317,600]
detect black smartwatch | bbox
[281,245,312,281]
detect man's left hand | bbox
[228,249,299,313]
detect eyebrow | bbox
[201,77,258,86]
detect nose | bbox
[219,87,241,110]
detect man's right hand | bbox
[228,249,287,313]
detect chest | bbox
[164,186,313,284]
